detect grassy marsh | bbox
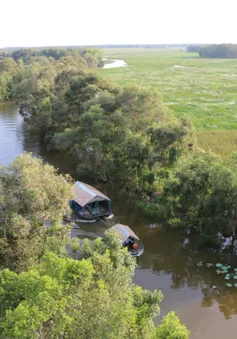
[98,48,237,156]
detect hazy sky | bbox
[1,0,236,47]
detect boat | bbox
[108,224,144,257]
[69,181,113,220]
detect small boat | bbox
[70,181,113,221]
[108,224,144,257]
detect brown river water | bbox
[1,103,237,338]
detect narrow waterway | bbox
[103,58,127,68]
[1,103,237,338]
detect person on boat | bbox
[124,236,138,251]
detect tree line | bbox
[199,44,237,58]
[186,44,237,58]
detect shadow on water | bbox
[1,104,237,338]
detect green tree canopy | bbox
[0,232,189,339]
[0,153,72,271]
[156,151,237,243]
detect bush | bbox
[156,312,189,339]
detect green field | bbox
[97,48,237,157]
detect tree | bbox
[0,233,164,339]
[0,153,72,271]
[157,151,237,244]
[156,312,189,339]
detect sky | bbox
[1,0,236,48]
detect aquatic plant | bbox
[206,263,213,268]
[216,263,222,268]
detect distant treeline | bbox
[199,44,237,58]
[186,44,237,58]
[0,47,103,66]
[83,44,191,48]
[186,45,201,53]
[1,44,196,52]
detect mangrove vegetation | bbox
[1,47,237,245]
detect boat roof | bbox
[109,224,139,243]
[72,181,111,207]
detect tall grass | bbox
[197,131,237,158]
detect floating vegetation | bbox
[206,262,237,289]
[206,263,213,268]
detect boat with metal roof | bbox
[69,181,113,220]
[108,224,144,257]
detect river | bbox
[1,103,237,338]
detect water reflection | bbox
[1,104,237,338]
[0,103,24,165]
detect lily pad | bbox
[233,276,237,279]
[221,266,229,271]
[234,268,237,272]
[216,263,222,267]
[212,285,217,289]
[234,284,237,287]
[225,276,230,280]
[226,283,232,287]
